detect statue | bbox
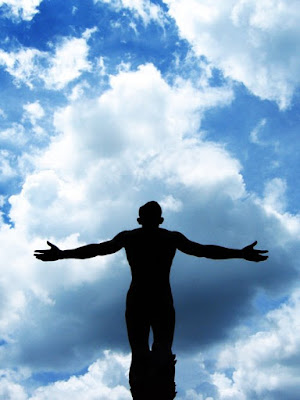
[34,201,268,399]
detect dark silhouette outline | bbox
[34,201,268,399]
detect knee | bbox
[132,346,150,359]
[152,342,171,355]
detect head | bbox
[137,201,164,228]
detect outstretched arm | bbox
[175,232,268,262]
[34,232,126,262]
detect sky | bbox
[0,0,300,399]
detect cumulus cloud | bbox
[0,369,28,400]
[29,351,131,400]
[0,62,233,372]
[0,0,43,21]
[209,290,300,400]
[164,0,300,109]
[0,63,299,400]
[0,351,131,400]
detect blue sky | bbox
[0,1,300,399]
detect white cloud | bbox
[0,63,237,372]
[257,178,300,237]
[160,195,183,213]
[29,351,131,400]
[211,291,300,400]
[95,0,166,25]
[0,195,5,207]
[0,108,7,119]
[7,63,235,240]
[97,56,106,76]
[249,118,267,144]
[68,81,91,101]
[0,381,27,400]
[0,123,27,146]
[0,352,131,400]
[181,390,211,400]
[1,3,299,399]
[23,102,45,125]
[1,63,299,399]
[0,0,43,21]
[82,26,98,40]
[263,177,287,213]
[41,36,91,90]
[0,32,93,90]
[0,48,45,89]
[164,0,300,109]
[0,150,17,180]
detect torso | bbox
[122,228,177,297]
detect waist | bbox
[127,282,173,300]
[129,279,171,290]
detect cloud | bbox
[0,30,94,90]
[263,177,287,213]
[0,123,27,147]
[0,47,44,89]
[249,118,267,145]
[22,102,46,136]
[0,121,46,186]
[210,290,300,400]
[4,287,300,400]
[95,0,166,26]
[0,0,43,21]
[68,81,91,101]
[0,351,131,400]
[9,63,234,239]
[0,63,299,389]
[0,108,7,119]
[160,195,183,212]
[23,102,45,124]
[0,369,28,400]
[0,150,17,181]
[164,0,300,109]
[42,36,92,90]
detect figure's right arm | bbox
[34,232,126,262]
[174,232,268,262]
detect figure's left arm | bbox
[34,232,126,262]
[175,232,268,262]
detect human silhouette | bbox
[34,201,268,399]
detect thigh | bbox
[151,302,175,351]
[126,294,150,354]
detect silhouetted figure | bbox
[34,201,268,399]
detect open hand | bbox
[242,241,268,262]
[34,241,62,262]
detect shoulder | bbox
[112,229,139,244]
[159,229,187,243]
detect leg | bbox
[150,303,177,399]
[151,302,175,355]
[125,299,150,357]
[125,298,151,398]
